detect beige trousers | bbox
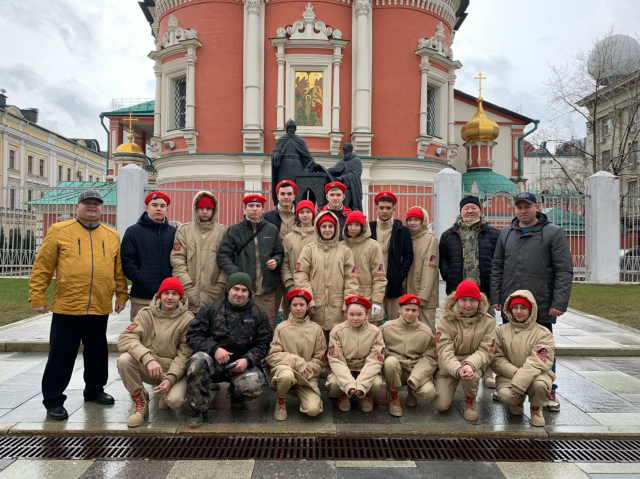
[496,376,550,407]
[432,368,481,412]
[117,352,186,410]
[326,372,384,397]
[272,368,322,417]
[383,356,437,400]
[274,278,290,325]
[419,308,436,335]
[254,292,277,330]
[383,297,400,322]
[129,297,152,322]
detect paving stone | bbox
[0,383,43,409]
[330,393,401,425]
[576,463,640,474]
[0,460,94,479]
[0,460,15,472]
[336,467,421,479]
[557,358,614,372]
[619,394,640,404]
[1,389,86,423]
[251,460,337,479]
[585,474,640,479]
[0,409,12,418]
[599,359,640,377]
[416,461,507,479]
[451,400,529,426]
[336,461,416,468]
[166,460,255,479]
[497,462,589,479]
[578,371,640,394]
[521,394,600,426]
[563,335,622,347]
[588,413,640,425]
[599,333,640,346]
[80,460,175,479]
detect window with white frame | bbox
[628,180,637,194]
[427,85,437,137]
[602,118,611,137]
[67,168,72,181]
[78,171,83,181]
[89,174,93,182]
[39,158,45,177]
[58,165,63,183]
[27,155,34,174]
[9,150,17,170]
[172,76,186,130]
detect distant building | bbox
[523,139,591,193]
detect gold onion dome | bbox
[115,111,145,156]
[461,96,500,142]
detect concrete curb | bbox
[566,307,640,335]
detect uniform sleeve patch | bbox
[328,345,335,357]
[295,262,301,272]
[351,265,359,280]
[536,348,549,363]
[126,323,139,331]
[173,242,181,251]
[378,264,385,272]
[435,331,442,342]
[376,354,385,363]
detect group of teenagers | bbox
[28,178,574,430]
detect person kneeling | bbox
[117,278,193,428]
[326,296,385,413]
[185,272,272,429]
[380,295,438,417]
[432,280,496,421]
[492,291,555,427]
[265,289,327,421]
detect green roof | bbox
[100,101,155,117]
[462,168,517,195]
[26,182,117,207]
[541,207,585,232]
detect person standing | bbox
[369,192,414,322]
[29,189,129,420]
[342,211,387,323]
[264,180,298,322]
[403,207,439,333]
[217,194,284,329]
[319,181,352,240]
[170,191,228,313]
[491,191,573,412]
[121,192,177,321]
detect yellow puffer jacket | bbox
[29,218,129,315]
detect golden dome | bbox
[461,96,500,143]
[115,140,144,156]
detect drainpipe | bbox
[516,119,539,184]
[100,114,110,179]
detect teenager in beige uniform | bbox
[294,211,358,336]
[381,294,438,417]
[265,289,327,421]
[432,280,496,421]
[117,278,193,427]
[404,207,439,333]
[492,290,555,427]
[342,211,387,323]
[326,296,385,413]
[170,191,228,313]
[281,200,316,320]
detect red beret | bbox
[145,192,171,206]
[346,211,367,227]
[316,212,337,228]
[195,195,215,210]
[406,207,424,222]
[286,288,312,304]
[242,194,267,205]
[295,200,315,218]
[345,295,372,311]
[325,181,347,194]
[510,296,532,312]
[158,277,184,299]
[375,191,397,205]
[455,280,482,303]
[276,180,298,196]
[398,294,421,307]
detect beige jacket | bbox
[491,290,556,394]
[117,295,194,385]
[281,224,316,291]
[294,211,359,331]
[380,318,437,389]
[170,191,228,312]
[405,207,439,309]
[264,314,328,395]
[328,320,385,394]
[342,222,387,305]
[436,291,496,378]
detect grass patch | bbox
[570,283,640,331]
[0,278,55,328]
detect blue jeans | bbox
[501,314,557,392]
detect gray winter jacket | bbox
[490,213,573,324]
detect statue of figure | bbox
[271,119,316,204]
[327,143,363,212]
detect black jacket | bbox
[491,213,574,324]
[439,220,500,295]
[121,212,177,300]
[186,295,273,368]
[263,208,283,231]
[369,219,414,298]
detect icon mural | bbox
[294,71,323,127]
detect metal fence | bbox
[621,193,640,282]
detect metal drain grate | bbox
[1,436,639,462]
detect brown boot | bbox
[388,390,403,417]
[128,391,149,428]
[530,405,545,427]
[274,393,288,421]
[463,395,478,421]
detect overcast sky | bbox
[1,0,638,150]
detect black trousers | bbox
[42,313,109,409]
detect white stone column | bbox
[153,60,162,137]
[185,46,197,130]
[585,171,620,284]
[353,0,371,133]
[434,168,461,240]
[116,164,149,238]
[332,46,342,132]
[276,44,285,131]
[419,57,429,137]
[447,76,455,144]
[244,0,262,130]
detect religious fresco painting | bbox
[294,71,323,127]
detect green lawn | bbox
[0,278,55,328]
[569,283,640,331]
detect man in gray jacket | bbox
[491,191,573,412]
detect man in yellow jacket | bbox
[29,189,129,421]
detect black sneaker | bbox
[188,410,205,429]
[47,406,69,421]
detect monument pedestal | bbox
[295,172,331,208]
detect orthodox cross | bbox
[124,110,139,143]
[474,73,486,98]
